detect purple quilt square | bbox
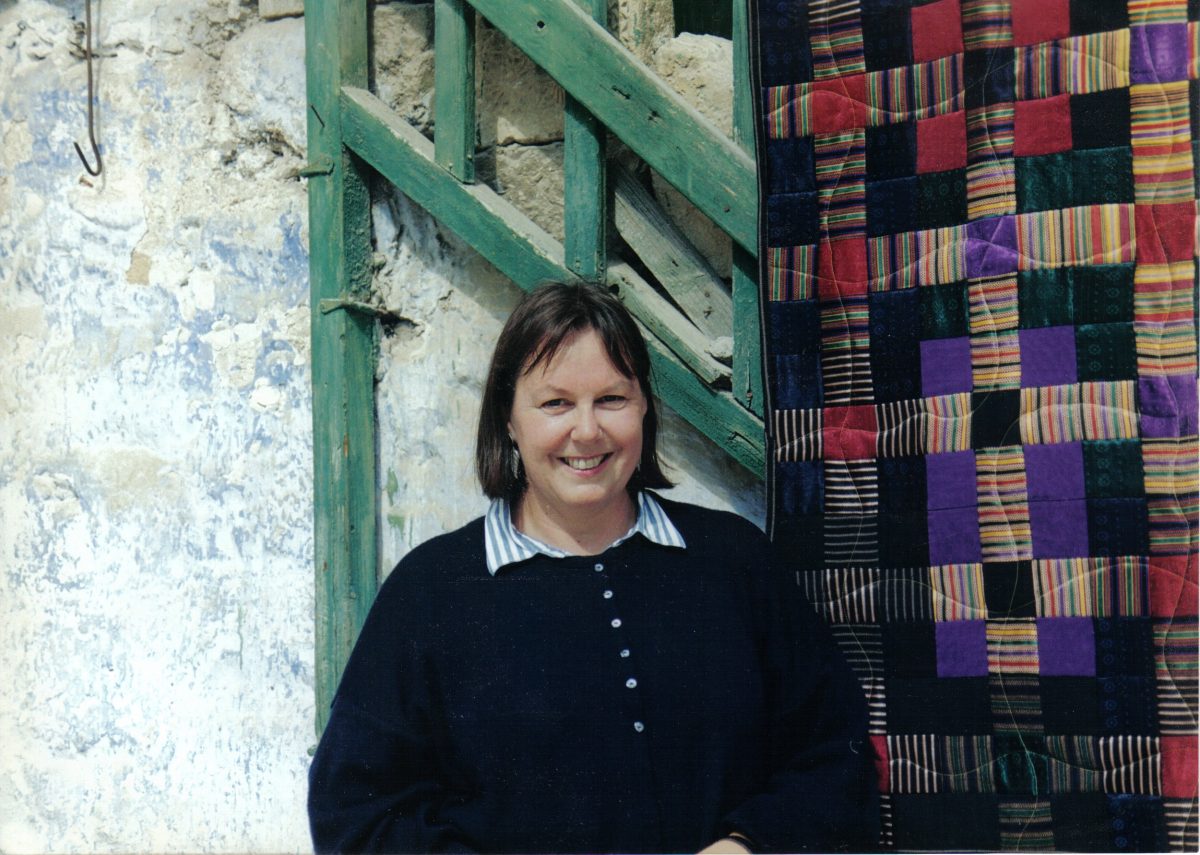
[1037,617,1096,676]
[966,215,1018,278]
[1025,442,1085,501]
[1019,326,1077,388]
[1029,498,1089,559]
[1138,375,1199,438]
[921,337,973,395]
[1130,25,1189,84]
[928,507,983,565]
[937,620,989,677]
[927,450,978,509]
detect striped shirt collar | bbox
[484,491,687,575]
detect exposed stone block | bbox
[492,141,565,243]
[477,21,564,148]
[373,3,436,134]
[259,0,303,20]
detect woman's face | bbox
[507,328,647,529]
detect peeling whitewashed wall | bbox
[0,0,761,850]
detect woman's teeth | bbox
[564,454,606,470]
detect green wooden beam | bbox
[563,0,607,281]
[434,0,476,182]
[607,261,729,387]
[466,0,758,255]
[612,163,733,340]
[339,85,764,474]
[731,0,763,420]
[305,0,377,734]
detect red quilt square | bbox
[810,74,868,135]
[917,110,967,173]
[1014,94,1072,156]
[1149,554,1199,617]
[911,0,964,63]
[1135,202,1197,264]
[870,734,890,794]
[817,237,868,299]
[1162,736,1199,799]
[1012,0,1070,46]
[822,404,879,460]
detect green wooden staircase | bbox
[305,0,763,728]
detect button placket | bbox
[595,561,645,734]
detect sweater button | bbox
[603,590,613,599]
[620,648,630,658]
[626,677,637,689]
[594,563,604,572]
[633,721,645,732]
[611,618,622,628]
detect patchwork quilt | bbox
[749,0,1199,849]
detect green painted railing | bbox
[306,0,764,731]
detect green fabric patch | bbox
[1082,440,1145,500]
[1070,147,1133,207]
[1018,269,1074,328]
[921,280,970,338]
[1075,323,1137,381]
[1016,153,1073,214]
[1072,265,1135,325]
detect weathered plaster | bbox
[1,2,313,850]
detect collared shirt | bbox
[483,491,687,574]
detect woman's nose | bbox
[572,405,601,440]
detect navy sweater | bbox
[308,498,878,853]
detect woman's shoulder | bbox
[377,515,488,596]
[649,493,767,548]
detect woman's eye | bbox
[598,395,627,407]
[540,399,568,410]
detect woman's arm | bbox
[716,545,881,853]
[307,561,477,854]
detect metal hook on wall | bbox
[73,0,102,176]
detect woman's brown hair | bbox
[476,282,673,501]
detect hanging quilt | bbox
[749,0,1199,849]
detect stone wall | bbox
[0,0,759,850]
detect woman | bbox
[308,283,878,853]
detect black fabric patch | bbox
[867,175,921,236]
[866,121,917,180]
[970,390,1022,448]
[892,794,1002,850]
[1041,676,1103,735]
[1069,0,1128,36]
[1072,264,1135,325]
[965,48,1015,109]
[766,191,820,246]
[1096,675,1159,734]
[888,677,994,734]
[883,621,938,678]
[756,1,813,86]
[983,562,1037,618]
[764,137,817,195]
[869,288,923,402]
[862,4,913,71]
[1071,88,1131,150]
[1088,498,1149,557]
[1094,617,1155,679]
